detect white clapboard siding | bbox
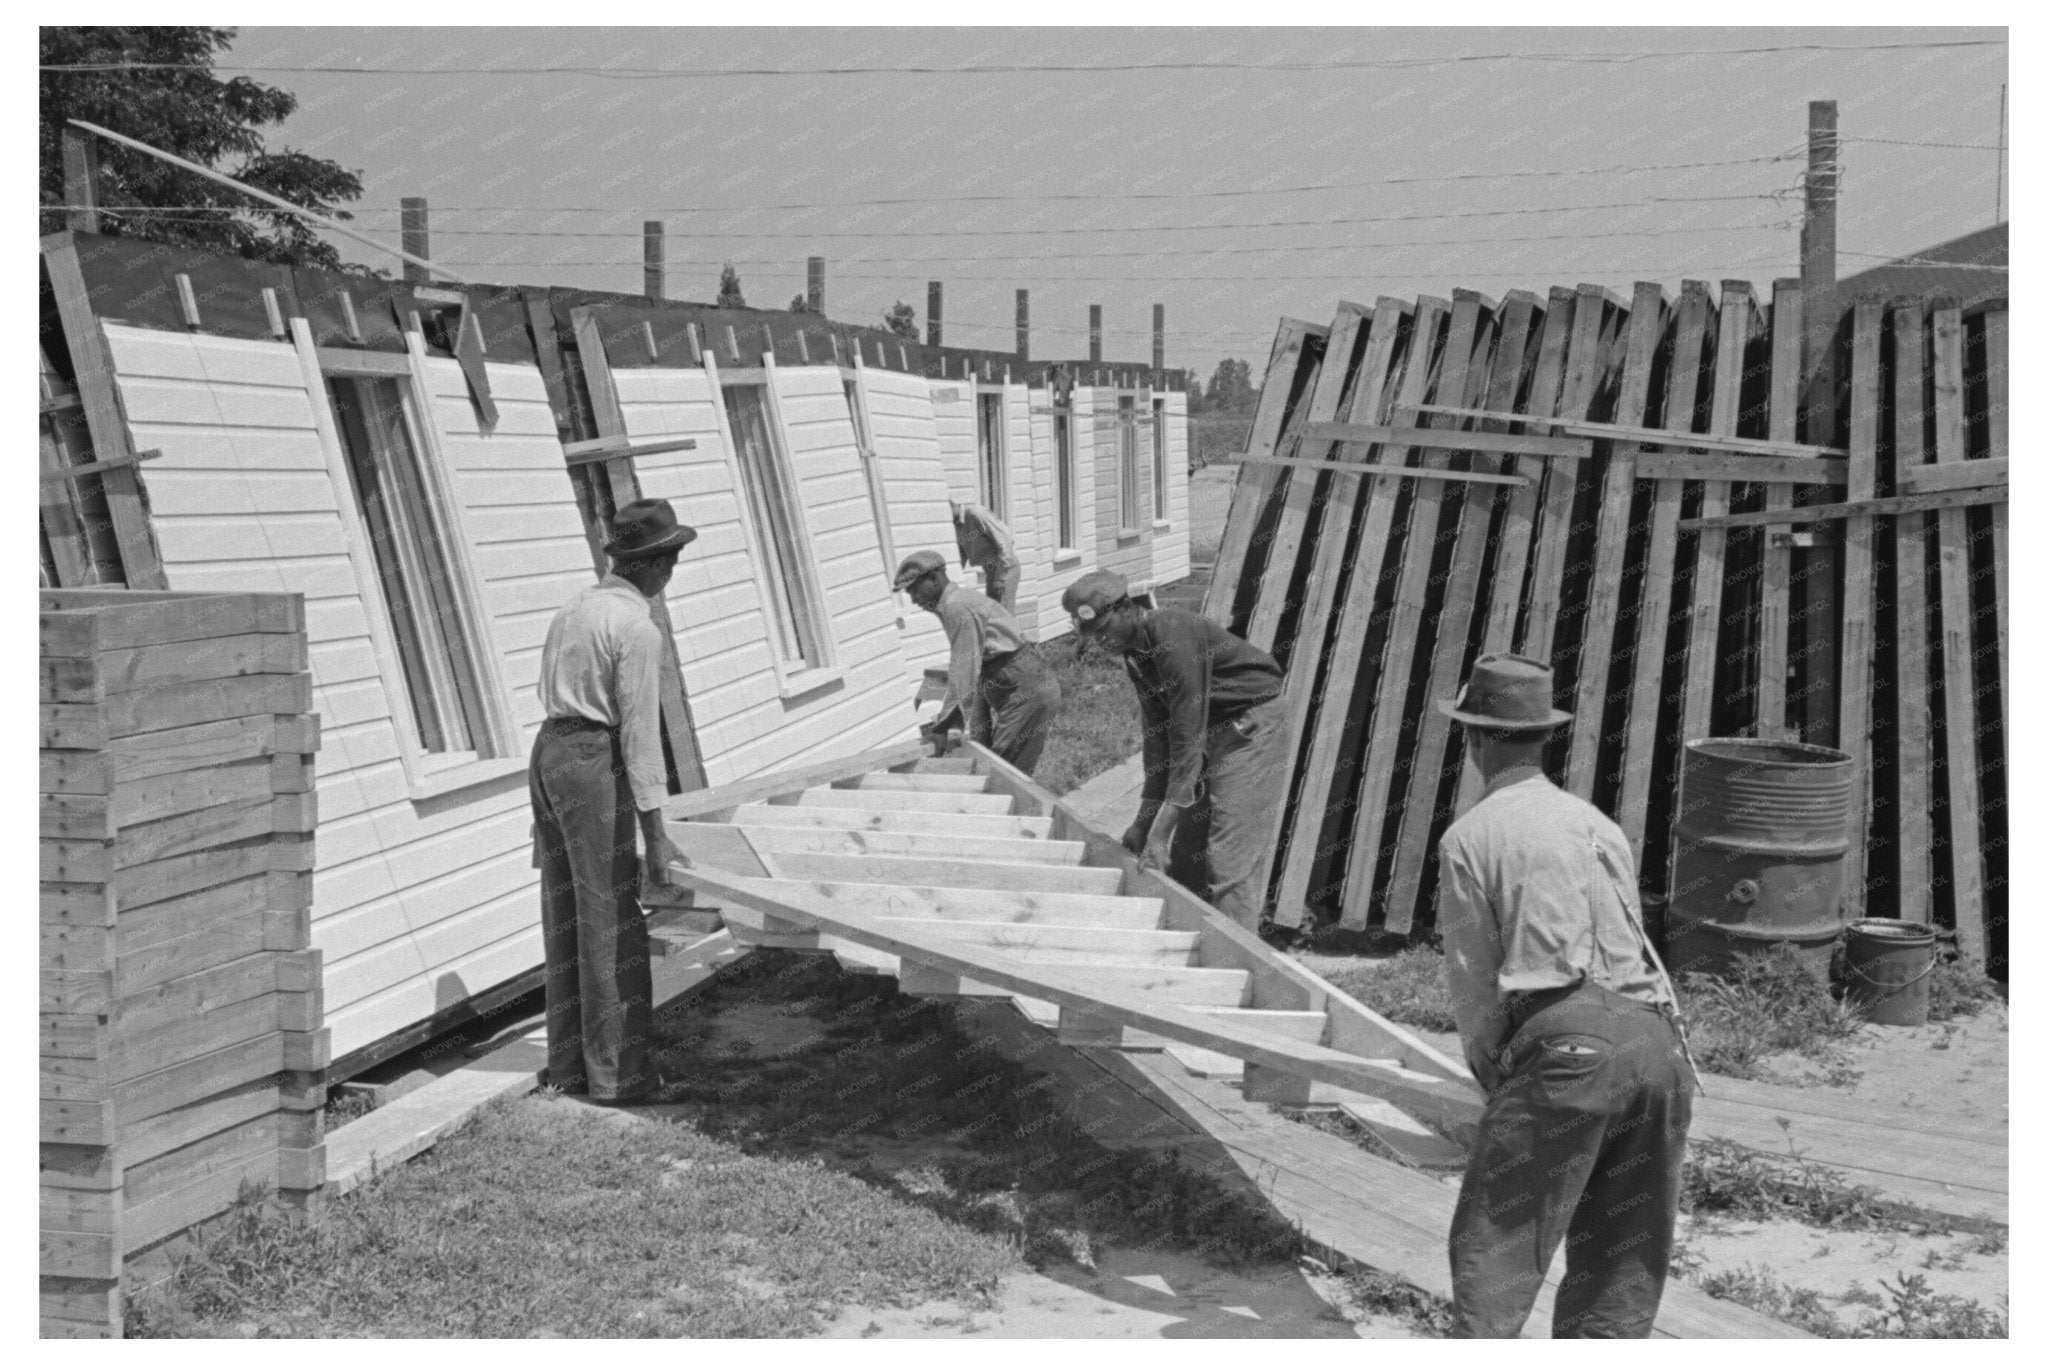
[1032,393,1093,642]
[1085,386,1151,586]
[930,378,978,504]
[101,327,587,1058]
[860,366,953,672]
[1152,391,1192,587]
[614,363,917,786]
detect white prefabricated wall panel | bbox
[1025,394,1095,643]
[102,327,584,1059]
[611,363,918,784]
[930,379,977,505]
[1086,386,1152,588]
[858,366,952,672]
[996,383,1042,638]
[1152,392,1192,587]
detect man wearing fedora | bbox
[530,498,695,1105]
[1062,568,1287,931]
[1434,653,1695,1338]
[893,549,1062,774]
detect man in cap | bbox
[950,498,1020,607]
[1433,653,1696,1337]
[895,549,1062,774]
[530,498,695,1105]
[1062,569,1288,930]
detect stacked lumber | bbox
[1207,286,2008,970]
[39,589,326,1338]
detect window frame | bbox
[974,387,1008,520]
[1053,405,1080,556]
[1116,391,1142,535]
[1151,394,1172,527]
[704,352,841,698]
[843,358,905,617]
[294,321,523,800]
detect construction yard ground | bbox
[124,458,2007,1339]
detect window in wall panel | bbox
[976,391,1007,519]
[1118,394,1141,532]
[1055,410,1078,552]
[327,374,495,755]
[1152,398,1170,521]
[723,382,826,667]
[845,378,898,583]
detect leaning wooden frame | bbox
[660,739,1485,1139]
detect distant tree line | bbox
[1187,357,1259,415]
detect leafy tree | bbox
[40,26,369,271]
[1203,357,1260,414]
[716,263,747,308]
[788,293,814,313]
[882,301,918,339]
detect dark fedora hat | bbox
[604,498,698,559]
[1437,652,1573,731]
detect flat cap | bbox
[1061,569,1130,630]
[892,549,948,590]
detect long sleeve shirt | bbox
[536,573,669,811]
[1435,769,1677,1083]
[952,503,1017,573]
[933,582,1025,728]
[1125,608,1284,808]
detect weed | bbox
[1925,955,2003,1023]
[1920,1244,1969,1273]
[1861,1273,2007,1338]
[323,1087,376,1127]
[1675,945,1865,1083]
[1681,1139,1911,1231]
[1338,1267,1454,1337]
[1700,1264,2006,1338]
[1697,1264,1847,1336]
[1032,643,1143,796]
[1838,1281,1883,1309]
[1311,948,1459,1034]
[1965,1226,2008,1256]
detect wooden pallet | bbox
[39,590,325,1338]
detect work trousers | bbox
[1165,691,1290,931]
[529,719,657,1101]
[1448,982,1695,1338]
[970,644,1062,776]
[981,558,1021,608]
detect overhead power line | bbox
[39,38,2007,78]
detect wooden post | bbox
[643,222,664,300]
[1152,303,1165,371]
[1799,100,1840,745]
[926,281,943,348]
[400,197,430,285]
[1015,288,1030,362]
[62,128,100,234]
[1089,304,1103,362]
[807,255,825,314]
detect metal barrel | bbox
[1662,738,1854,979]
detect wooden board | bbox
[1263,299,1410,928]
[758,850,1121,895]
[727,802,1054,841]
[42,672,314,748]
[1928,303,1986,963]
[1888,304,1933,922]
[665,741,928,819]
[789,787,1017,816]
[1243,304,1370,653]
[1755,279,1803,740]
[1836,302,1883,912]
[1675,281,1753,749]
[1202,319,1320,626]
[733,824,1085,865]
[1564,282,1666,795]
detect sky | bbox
[220,25,2009,382]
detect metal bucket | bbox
[1842,918,1938,1026]
[1662,738,1854,980]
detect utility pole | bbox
[61,127,100,233]
[643,222,664,300]
[926,281,943,348]
[807,256,825,314]
[1798,98,1840,745]
[1996,83,2007,222]
[400,197,431,284]
[1089,304,1103,363]
[1015,289,1030,361]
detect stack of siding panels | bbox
[1206,286,2008,972]
[39,589,327,1338]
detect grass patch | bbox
[1926,953,2004,1022]
[1310,948,1459,1034]
[1033,639,1142,796]
[1337,1267,1453,1336]
[1681,1138,1906,1231]
[126,1092,1015,1338]
[652,952,1304,1271]
[1695,1264,2007,1338]
[1676,945,1865,1084]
